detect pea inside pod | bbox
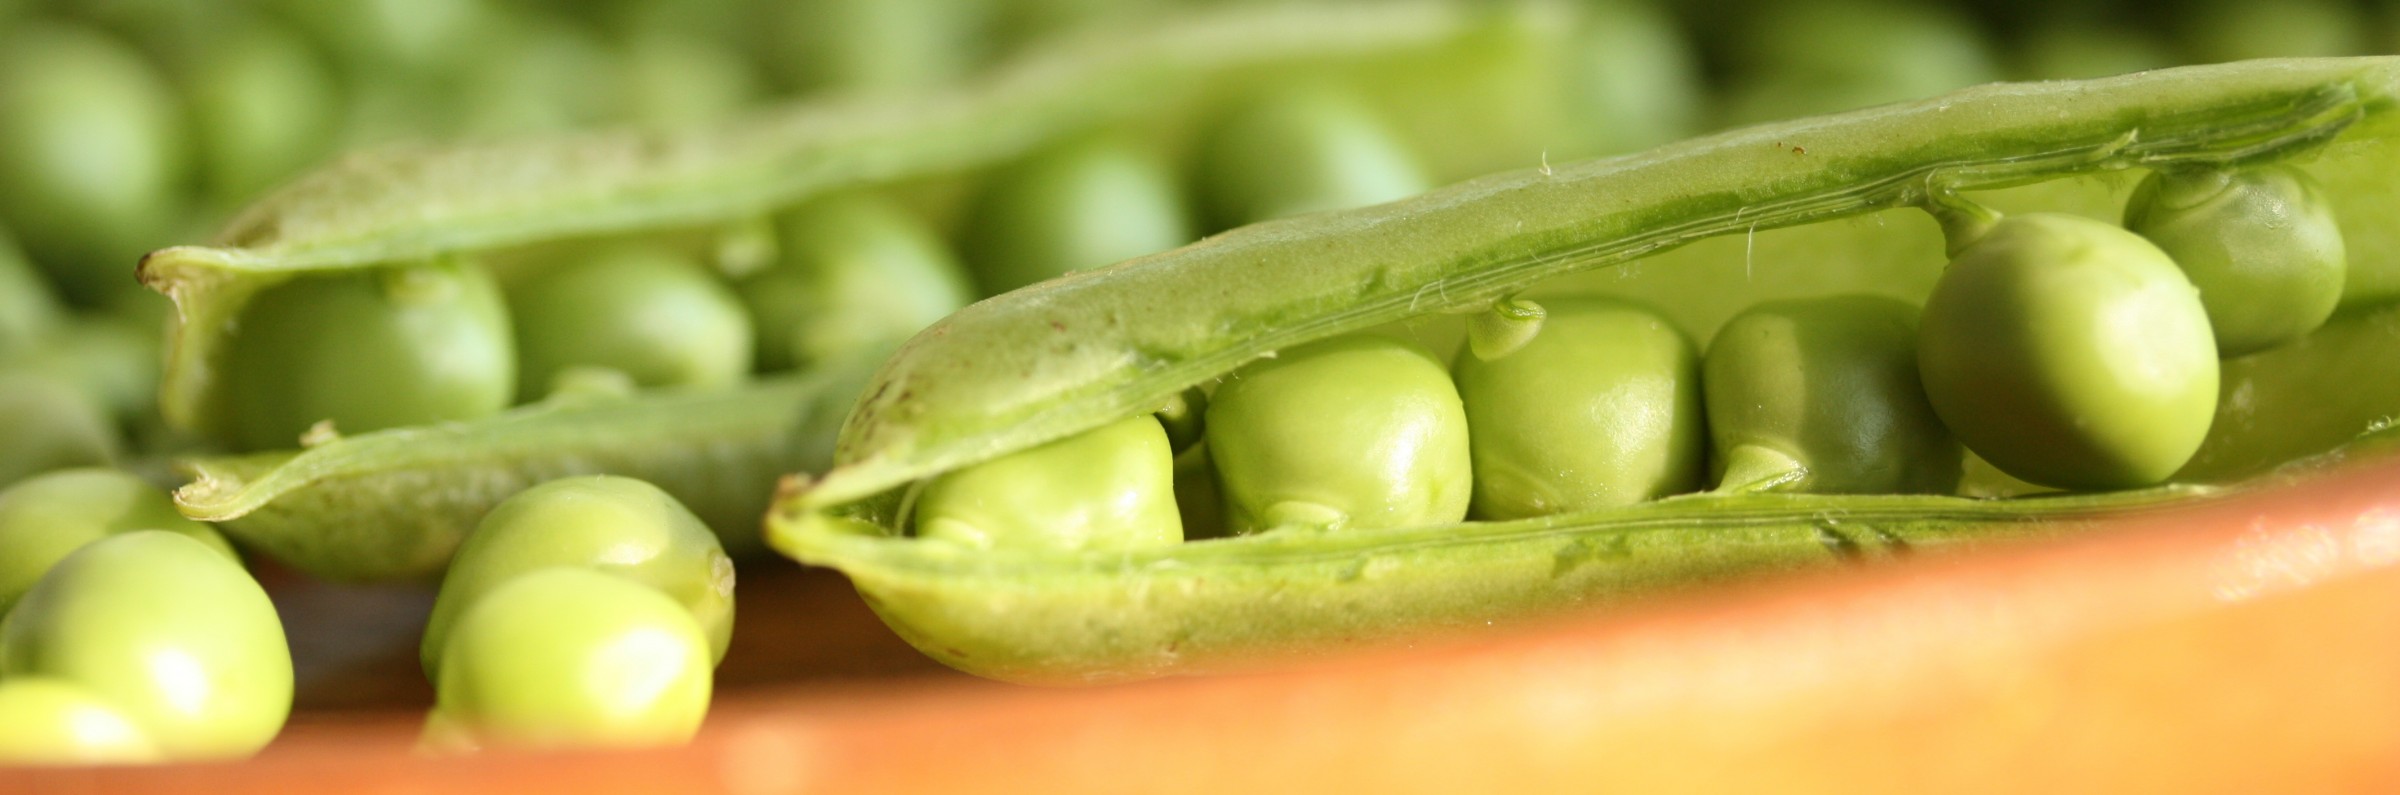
[915,414,1182,552]
[1702,294,1960,495]
[508,246,752,401]
[1206,334,1471,534]
[1194,83,1431,228]
[2123,164,2347,357]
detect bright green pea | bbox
[1702,295,1960,495]
[2124,165,2347,357]
[1917,212,2219,490]
[1452,297,1703,518]
[1,531,292,760]
[423,567,711,752]
[0,678,159,766]
[0,373,118,490]
[221,259,516,451]
[510,247,751,401]
[0,22,188,305]
[182,14,340,205]
[1206,335,1471,534]
[421,475,733,679]
[740,194,974,372]
[1194,83,1431,229]
[960,135,1192,295]
[0,468,232,615]
[915,414,1181,551]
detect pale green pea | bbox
[615,28,765,131]
[420,475,734,679]
[740,194,974,372]
[0,373,118,491]
[1452,297,1703,518]
[0,678,159,766]
[1917,212,2219,490]
[1566,0,1702,155]
[0,228,63,358]
[915,414,1181,551]
[1702,295,1960,495]
[1,531,292,760]
[221,259,516,451]
[961,135,1193,295]
[509,246,751,401]
[1194,83,1431,229]
[1206,335,1470,534]
[2124,165,2347,357]
[423,567,711,753]
[0,468,232,616]
[451,12,622,138]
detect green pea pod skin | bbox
[173,372,856,582]
[772,59,2400,684]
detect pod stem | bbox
[1922,191,2002,257]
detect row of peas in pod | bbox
[903,152,2351,549]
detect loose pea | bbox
[451,12,622,138]
[181,14,340,206]
[0,373,118,490]
[509,246,751,401]
[615,28,764,131]
[1452,297,1704,518]
[0,678,159,766]
[756,0,984,96]
[1702,295,1960,494]
[1,531,291,760]
[915,414,1181,551]
[1206,335,1471,534]
[0,22,188,305]
[0,468,232,615]
[420,476,734,678]
[1917,212,2219,490]
[2124,165,2346,357]
[221,259,516,451]
[960,135,1193,295]
[1565,0,1702,155]
[423,567,711,752]
[1718,0,1997,125]
[1193,83,1431,229]
[2177,0,2367,63]
[740,194,974,372]
[0,228,63,358]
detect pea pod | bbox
[771,59,2400,683]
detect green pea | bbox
[2124,165,2347,357]
[1194,84,1431,229]
[222,259,516,451]
[0,678,159,766]
[0,22,187,305]
[271,0,489,75]
[1,531,291,759]
[1917,212,2219,490]
[510,247,751,401]
[451,12,621,138]
[3,317,162,424]
[421,476,733,679]
[0,373,118,490]
[756,0,985,96]
[740,194,974,372]
[1718,0,1997,125]
[1206,335,1470,534]
[0,228,64,358]
[2012,19,2174,81]
[1452,297,1703,518]
[2177,0,2367,63]
[423,567,711,752]
[1566,0,1702,155]
[0,468,232,615]
[181,14,340,206]
[960,135,1193,295]
[915,414,1181,551]
[616,29,764,131]
[1702,295,1960,494]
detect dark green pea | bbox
[420,475,734,679]
[1194,84,1431,229]
[222,259,516,451]
[0,678,159,766]
[960,136,1193,295]
[0,373,118,490]
[915,415,1181,551]
[2012,19,2173,81]
[510,247,751,401]
[2124,165,2346,357]
[1,531,291,760]
[422,567,710,752]
[1206,335,1471,533]
[1702,295,1960,494]
[0,468,233,616]
[1452,297,1703,518]
[2177,0,2367,63]
[0,22,188,305]
[182,14,340,205]
[740,194,974,372]
[1917,213,2218,490]
[0,228,63,358]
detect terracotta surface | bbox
[7,456,2400,793]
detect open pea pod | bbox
[770,58,2400,684]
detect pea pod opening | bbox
[770,58,2400,684]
